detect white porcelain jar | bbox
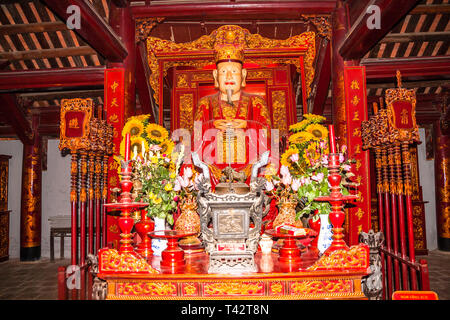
[259,234,274,255]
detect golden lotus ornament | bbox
[174,199,204,253]
[272,198,303,251]
[273,198,303,229]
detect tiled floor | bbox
[0,257,70,300]
[418,250,450,300]
[0,250,449,300]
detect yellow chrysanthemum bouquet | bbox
[277,114,355,220]
[118,115,179,225]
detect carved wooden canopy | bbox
[146,25,315,124]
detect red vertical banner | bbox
[105,68,125,248]
[343,66,371,245]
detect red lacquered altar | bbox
[96,125,370,300]
[97,245,369,300]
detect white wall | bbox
[417,128,438,251]
[41,139,71,258]
[0,139,71,259]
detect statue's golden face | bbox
[213,61,247,97]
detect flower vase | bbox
[151,216,167,256]
[174,200,203,253]
[317,214,333,255]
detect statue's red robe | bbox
[193,91,272,183]
[190,91,277,231]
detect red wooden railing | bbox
[374,145,431,300]
[57,263,94,300]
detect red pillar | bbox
[331,1,347,144]
[108,3,135,120]
[435,120,450,251]
[104,3,134,249]
[331,1,371,245]
[20,115,42,261]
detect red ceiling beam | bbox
[0,94,33,145]
[41,0,128,62]
[339,0,421,60]
[363,56,450,82]
[345,0,371,26]
[311,39,331,115]
[131,1,337,18]
[0,67,104,91]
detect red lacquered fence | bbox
[361,75,431,300]
[370,140,430,299]
[59,100,114,268]
[57,263,95,300]
[69,151,110,267]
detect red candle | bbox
[328,125,337,154]
[124,133,130,161]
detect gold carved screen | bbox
[145,25,315,125]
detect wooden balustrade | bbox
[361,71,431,299]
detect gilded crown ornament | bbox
[213,25,247,64]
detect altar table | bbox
[97,245,370,300]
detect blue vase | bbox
[317,214,333,254]
[151,217,167,256]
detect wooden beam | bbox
[41,0,128,62]
[111,0,129,7]
[363,56,450,82]
[345,0,371,26]
[0,67,104,91]
[380,31,450,43]
[0,60,10,70]
[0,126,16,138]
[0,22,68,35]
[131,1,337,18]
[19,89,104,102]
[339,0,421,60]
[310,39,331,115]
[410,4,450,14]
[0,94,33,145]
[135,41,155,121]
[0,46,96,61]
[367,79,449,89]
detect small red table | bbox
[148,230,196,269]
[265,229,317,264]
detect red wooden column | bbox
[104,3,134,249]
[108,3,135,121]
[104,69,125,249]
[331,0,349,239]
[20,115,42,261]
[434,120,450,251]
[342,67,372,245]
[331,1,370,245]
[330,0,347,145]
